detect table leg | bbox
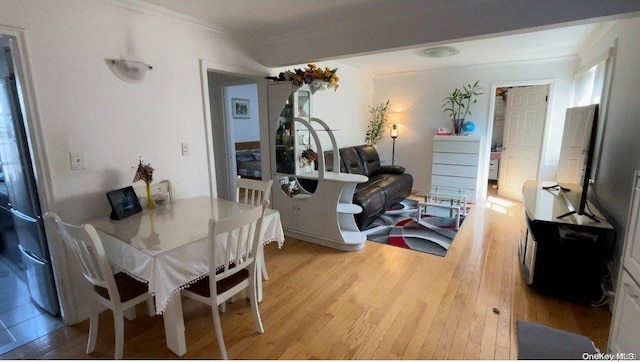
[163,294,187,356]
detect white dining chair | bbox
[236,176,273,207]
[235,176,273,280]
[180,201,267,360]
[133,179,174,206]
[45,212,155,360]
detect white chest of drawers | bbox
[430,135,482,202]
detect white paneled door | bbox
[556,104,597,184]
[498,85,549,201]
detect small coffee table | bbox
[415,186,468,230]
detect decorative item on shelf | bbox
[266,63,339,92]
[309,80,329,94]
[452,118,464,135]
[462,120,476,135]
[280,177,299,197]
[145,184,153,210]
[365,99,390,145]
[390,124,399,165]
[442,80,483,135]
[133,157,155,209]
[280,99,293,118]
[153,188,167,206]
[299,148,317,167]
[107,58,152,83]
[437,127,452,135]
[275,120,284,144]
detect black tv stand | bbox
[520,180,615,303]
[542,184,571,192]
[552,187,600,222]
[557,209,600,222]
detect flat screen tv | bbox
[555,104,599,222]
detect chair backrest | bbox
[236,177,273,207]
[44,212,121,303]
[210,201,268,286]
[133,179,174,204]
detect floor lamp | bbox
[390,124,398,165]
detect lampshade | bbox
[390,124,399,139]
[107,58,153,83]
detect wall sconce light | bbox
[390,124,399,165]
[107,58,153,83]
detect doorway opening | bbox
[204,69,265,201]
[0,32,63,355]
[485,82,551,201]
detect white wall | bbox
[576,17,640,283]
[226,83,259,142]
[1,0,269,223]
[1,0,269,323]
[371,59,576,192]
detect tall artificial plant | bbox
[365,100,390,145]
[442,80,484,120]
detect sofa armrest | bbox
[377,165,406,175]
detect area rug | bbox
[516,320,598,360]
[364,199,466,257]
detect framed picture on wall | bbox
[232,98,250,119]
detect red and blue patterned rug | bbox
[364,199,465,257]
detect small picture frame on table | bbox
[232,98,250,119]
[437,127,452,135]
[106,186,142,220]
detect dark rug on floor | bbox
[364,199,465,257]
[516,320,598,360]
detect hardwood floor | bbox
[1,195,612,359]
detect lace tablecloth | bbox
[92,196,284,313]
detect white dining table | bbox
[89,196,284,356]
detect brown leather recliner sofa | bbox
[325,144,413,230]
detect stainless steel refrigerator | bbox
[0,45,60,316]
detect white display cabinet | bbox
[273,85,315,175]
[268,82,368,251]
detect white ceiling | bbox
[335,23,607,75]
[135,0,640,74]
